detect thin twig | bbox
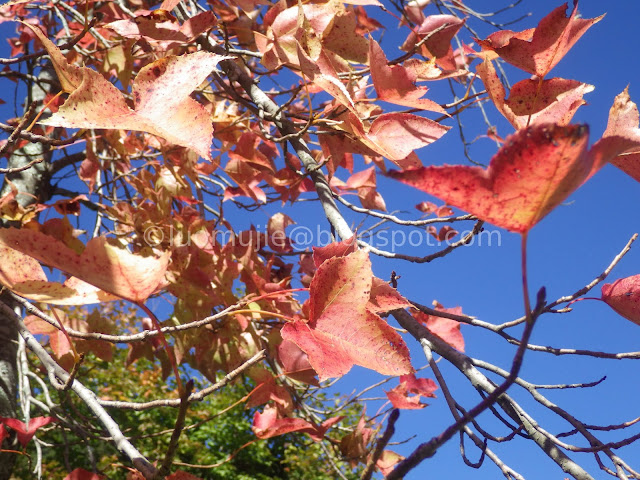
[155,380,195,479]
[360,409,399,480]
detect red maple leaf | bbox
[281,249,412,380]
[385,373,438,410]
[0,416,56,447]
[415,304,465,352]
[601,274,640,326]
[477,1,603,77]
[369,39,445,113]
[387,123,591,233]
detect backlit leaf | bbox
[476,58,593,129]
[0,416,56,447]
[369,39,445,113]
[0,229,169,303]
[477,1,603,77]
[387,123,591,233]
[282,250,412,380]
[601,274,640,326]
[28,23,228,160]
[590,87,640,177]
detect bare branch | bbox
[0,301,157,479]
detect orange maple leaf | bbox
[23,22,227,160]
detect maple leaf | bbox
[312,234,358,267]
[105,10,217,51]
[277,339,319,385]
[0,416,56,447]
[612,153,640,183]
[369,39,445,113]
[342,166,386,211]
[0,228,169,303]
[415,304,465,351]
[281,250,412,380]
[252,404,340,441]
[67,468,103,480]
[601,274,640,326]
[23,22,227,160]
[401,14,466,70]
[377,450,405,477]
[345,112,450,163]
[476,1,604,77]
[319,133,381,176]
[62,468,106,480]
[24,314,72,369]
[339,414,374,466]
[267,212,295,253]
[367,277,412,314]
[262,0,368,69]
[295,43,361,119]
[385,373,438,409]
[0,245,121,305]
[246,366,293,411]
[589,87,640,178]
[387,123,592,233]
[477,58,593,129]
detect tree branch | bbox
[0,301,157,479]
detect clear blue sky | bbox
[361,1,640,478]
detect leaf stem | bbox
[521,232,532,322]
[232,309,295,322]
[137,303,183,395]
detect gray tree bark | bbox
[0,68,55,480]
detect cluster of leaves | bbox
[0,0,639,478]
[9,304,364,480]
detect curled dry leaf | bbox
[590,87,640,178]
[267,212,295,253]
[387,123,591,233]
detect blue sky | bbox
[360,1,640,478]
[1,1,639,478]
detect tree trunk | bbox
[0,68,55,480]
